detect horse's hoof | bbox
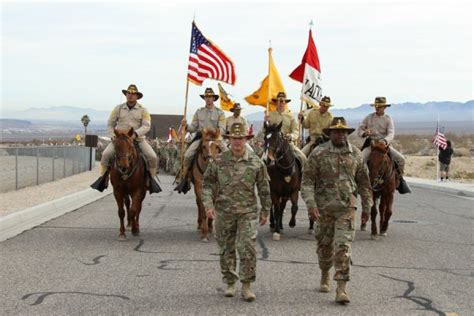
[370,234,378,240]
[131,230,140,237]
[289,220,296,228]
[360,224,367,231]
[308,228,314,235]
[380,232,388,237]
[272,233,281,241]
[117,235,127,241]
[201,237,209,243]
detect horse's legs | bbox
[378,196,387,237]
[269,205,275,231]
[289,191,298,228]
[124,195,131,227]
[381,192,394,235]
[279,198,287,230]
[370,197,379,239]
[129,191,144,236]
[135,190,147,231]
[194,178,209,242]
[113,190,126,238]
[272,194,282,240]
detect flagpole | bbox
[436,114,439,180]
[178,79,190,179]
[266,43,272,115]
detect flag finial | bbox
[309,20,314,28]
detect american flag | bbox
[433,123,447,149]
[187,22,236,86]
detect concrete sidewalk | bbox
[405,177,474,198]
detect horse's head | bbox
[113,128,137,173]
[368,140,391,187]
[201,128,222,161]
[263,121,284,162]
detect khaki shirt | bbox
[188,105,226,134]
[357,113,395,144]
[301,141,373,213]
[202,150,272,216]
[107,102,151,140]
[226,115,249,133]
[267,111,299,142]
[302,110,333,138]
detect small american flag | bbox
[187,22,236,86]
[433,123,447,149]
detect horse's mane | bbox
[265,123,282,134]
[202,128,221,140]
[372,141,389,153]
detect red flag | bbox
[187,21,236,86]
[290,29,322,107]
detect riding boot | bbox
[174,160,191,194]
[335,281,350,304]
[241,283,256,302]
[148,168,162,194]
[319,269,331,293]
[224,283,236,297]
[90,164,109,192]
[394,163,411,194]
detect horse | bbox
[263,122,310,241]
[361,141,399,240]
[190,128,222,242]
[110,128,148,240]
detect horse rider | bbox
[202,122,271,301]
[301,117,373,304]
[91,84,160,193]
[225,103,249,133]
[298,95,334,157]
[357,97,410,194]
[264,92,307,168]
[175,87,226,192]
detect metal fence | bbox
[0,145,96,193]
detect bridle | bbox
[368,148,394,192]
[113,136,139,180]
[265,131,296,171]
[196,138,221,175]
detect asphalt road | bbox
[1,175,472,315]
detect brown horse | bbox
[110,128,148,240]
[264,122,307,241]
[190,128,222,242]
[361,141,399,240]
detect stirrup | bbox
[149,176,162,194]
[174,178,191,194]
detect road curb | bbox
[406,178,474,198]
[0,188,112,242]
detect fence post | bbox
[15,148,19,190]
[52,147,55,181]
[36,147,39,185]
[63,147,66,178]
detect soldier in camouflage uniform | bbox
[301,117,373,304]
[202,123,272,302]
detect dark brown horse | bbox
[264,122,308,241]
[361,141,399,240]
[190,128,222,242]
[110,128,148,240]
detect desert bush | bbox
[453,147,471,157]
[453,171,474,180]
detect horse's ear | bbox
[114,129,119,137]
[128,127,134,137]
[277,121,283,130]
[263,121,269,130]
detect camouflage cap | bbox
[223,123,254,139]
[371,96,391,107]
[122,84,143,99]
[322,117,355,135]
[200,87,219,101]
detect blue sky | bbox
[1,0,472,118]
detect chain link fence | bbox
[0,145,96,193]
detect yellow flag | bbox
[75,134,82,142]
[218,83,235,111]
[245,48,286,112]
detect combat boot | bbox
[335,281,350,304]
[241,283,256,302]
[148,168,162,194]
[319,269,331,293]
[224,283,236,297]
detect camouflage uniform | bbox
[202,150,272,285]
[301,141,373,281]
